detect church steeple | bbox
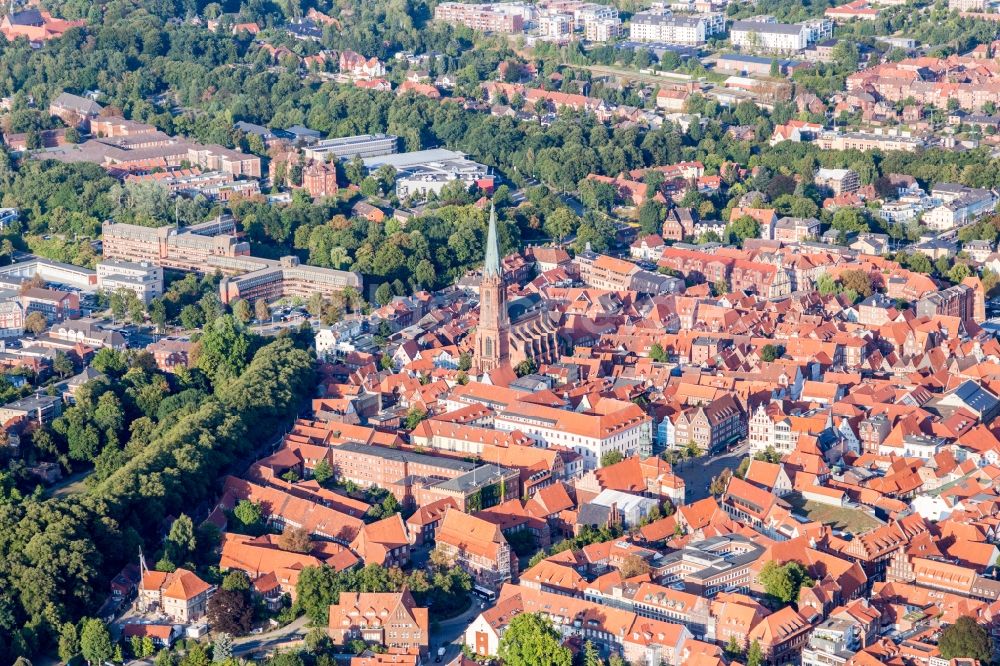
[474,200,510,374]
[484,201,501,278]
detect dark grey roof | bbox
[731,20,804,36]
[235,121,275,139]
[718,54,799,67]
[632,11,704,27]
[284,125,322,139]
[952,380,999,415]
[9,9,43,25]
[432,466,515,494]
[51,92,103,116]
[577,502,613,527]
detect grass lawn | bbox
[784,492,883,533]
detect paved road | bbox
[675,442,749,503]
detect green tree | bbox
[375,283,393,307]
[497,613,572,666]
[165,514,197,566]
[685,439,700,459]
[831,207,869,236]
[53,351,74,378]
[600,450,624,468]
[582,640,602,666]
[816,272,840,295]
[725,635,744,658]
[233,499,263,531]
[232,298,252,324]
[222,570,251,592]
[514,358,537,377]
[760,344,784,362]
[938,615,992,662]
[948,263,972,284]
[179,304,204,330]
[638,200,665,235]
[181,643,210,666]
[649,343,667,362]
[196,315,253,382]
[759,560,813,604]
[80,619,113,666]
[313,458,333,484]
[94,391,124,436]
[832,40,860,72]
[149,298,168,331]
[24,311,47,335]
[345,155,366,185]
[59,622,81,664]
[544,207,578,246]
[154,648,176,666]
[404,407,427,430]
[727,215,760,246]
[747,639,764,666]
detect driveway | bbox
[675,442,749,503]
[232,615,310,657]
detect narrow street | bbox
[431,592,493,664]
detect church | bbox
[474,203,560,375]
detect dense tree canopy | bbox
[497,613,573,666]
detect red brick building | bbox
[328,590,429,654]
[303,162,339,198]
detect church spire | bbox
[474,199,509,374]
[484,200,500,277]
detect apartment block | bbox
[731,20,807,53]
[585,16,622,41]
[434,2,527,33]
[814,168,861,196]
[629,12,708,45]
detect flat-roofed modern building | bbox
[362,149,493,199]
[102,221,361,304]
[97,259,164,304]
[302,133,399,162]
[629,11,710,45]
[731,19,809,53]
